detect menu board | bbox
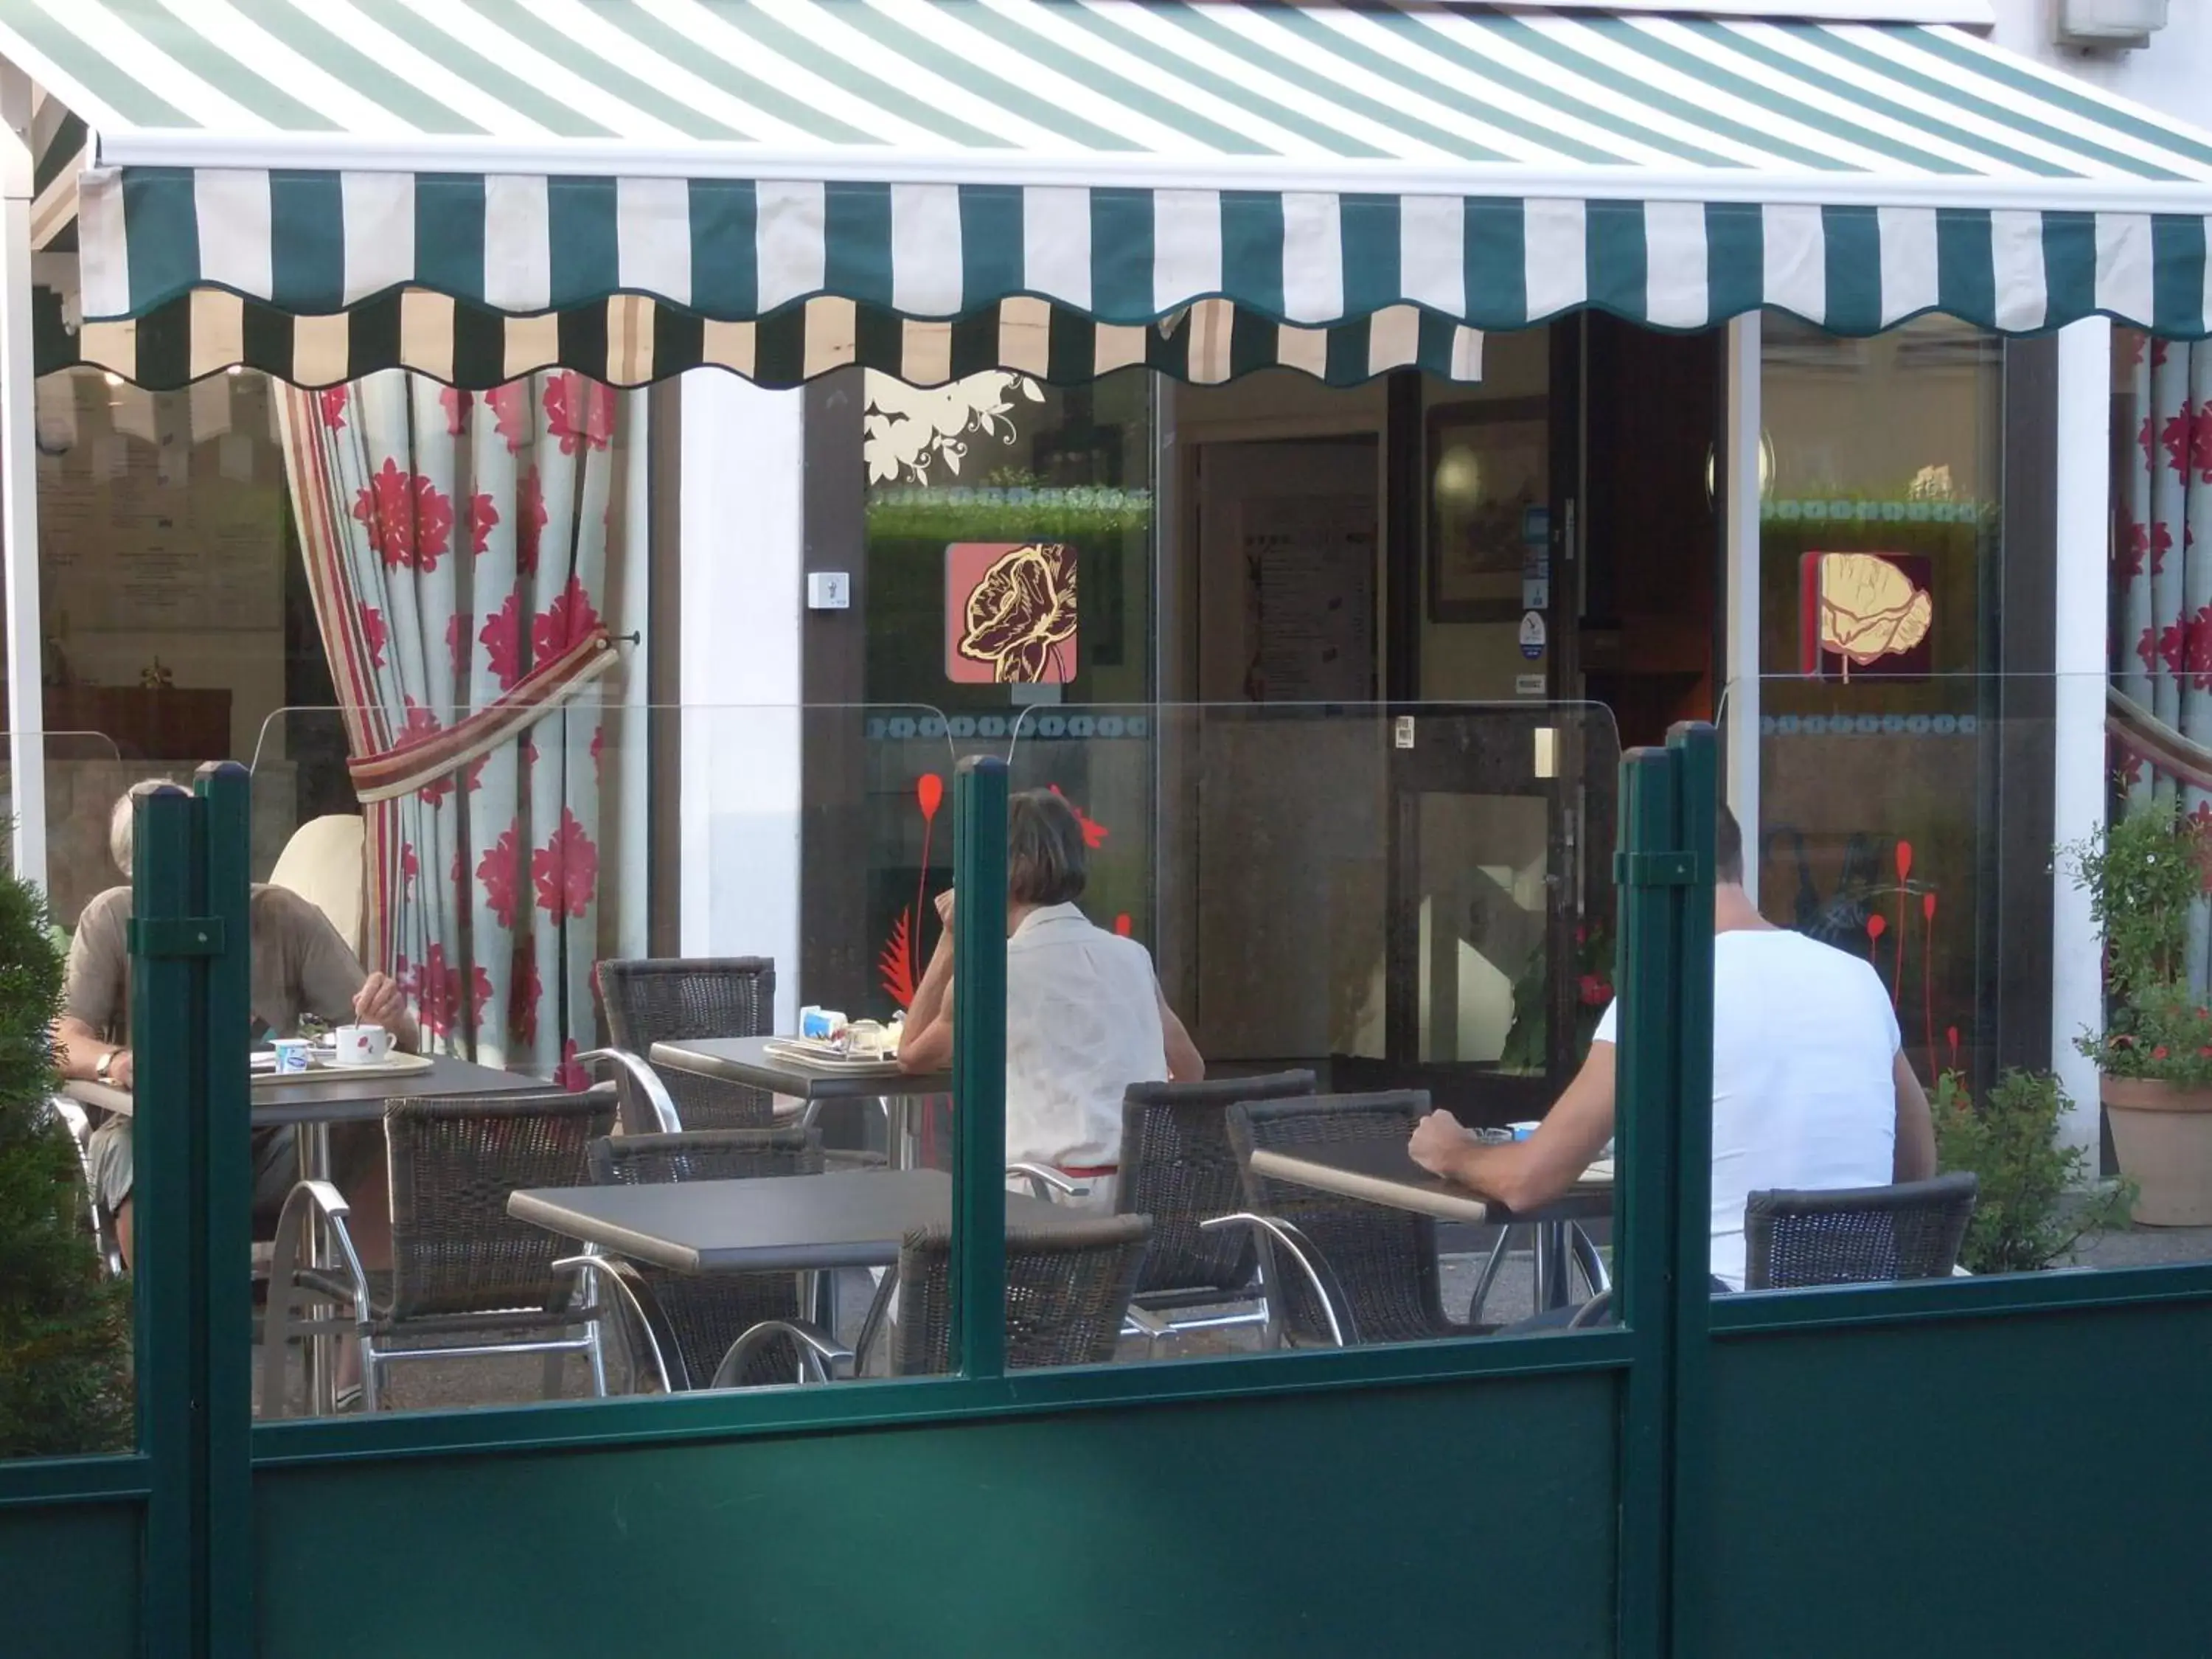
[1242,493,1377,703]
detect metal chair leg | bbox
[1569,1224,1610,1301]
[1467,1225,1517,1324]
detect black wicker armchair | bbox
[1116,1069,1317,1351]
[260,1088,619,1416]
[1743,1172,1978,1289]
[592,956,776,1133]
[564,1127,826,1391]
[716,1215,1152,1384]
[1226,1091,1487,1347]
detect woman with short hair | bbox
[899,789,1202,1211]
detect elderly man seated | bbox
[54,782,418,1271]
[1408,805,1936,1304]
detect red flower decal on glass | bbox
[462,754,488,795]
[439,386,473,437]
[531,807,599,920]
[545,372,614,456]
[533,577,602,661]
[515,466,547,575]
[589,724,605,783]
[445,611,473,681]
[319,386,348,429]
[487,383,532,454]
[358,602,388,669]
[1045,784,1109,849]
[1579,973,1613,1008]
[480,592,527,690]
[2120,332,2147,372]
[477,822,524,929]
[2139,414,2157,465]
[467,491,499,557]
[509,940,542,1048]
[2138,627,2160,676]
[352,458,453,571]
[400,841,420,890]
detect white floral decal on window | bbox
[863,369,1043,485]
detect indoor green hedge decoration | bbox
[866,484,1154,542]
[0,866,130,1457]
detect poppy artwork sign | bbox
[1799,550,1934,681]
[945,541,1079,684]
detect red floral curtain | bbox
[279,371,619,1079]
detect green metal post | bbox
[1612,744,1683,1659]
[195,764,254,1658]
[949,756,1009,1380]
[128,784,206,1659]
[1663,724,1718,1658]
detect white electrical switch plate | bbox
[807,571,851,611]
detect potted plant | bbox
[0,858,130,1455]
[1931,1069,2133,1272]
[2067,796,2212,1225]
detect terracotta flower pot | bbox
[2103,1076,2212,1225]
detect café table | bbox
[648,1036,953,1169]
[73,1051,542,1413]
[509,1167,1080,1384]
[1245,1137,1613,1315]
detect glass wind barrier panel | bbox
[229,703,975,1415]
[1,730,138,1462]
[988,700,1623,1359]
[1720,672,2183,1294]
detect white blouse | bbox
[1002,903,1169,1169]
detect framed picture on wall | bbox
[1427,397,1550,623]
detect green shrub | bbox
[0,865,130,1456]
[1932,1069,2133,1276]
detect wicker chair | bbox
[1116,1069,1317,1352]
[716,1215,1152,1384]
[1226,1092,1486,1348]
[1743,1172,1979,1289]
[259,1088,618,1416]
[594,957,776,1133]
[564,1127,826,1391]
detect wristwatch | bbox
[94,1048,119,1085]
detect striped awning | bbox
[6,1,2212,392]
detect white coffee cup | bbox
[332,1023,393,1067]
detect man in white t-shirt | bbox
[1408,804,1935,1292]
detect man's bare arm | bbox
[1158,987,1203,1082]
[1893,1051,1937,1183]
[55,1015,128,1086]
[1409,1043,1618,1213]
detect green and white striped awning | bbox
[6,0,2212,390]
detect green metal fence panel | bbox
[128,785,206,1659]
[950,756,1010,1381]
[1700,1303,2212,1657]
[195,765,257,1659]
[253,1372,1621,1659]
[0,1506,141,1658]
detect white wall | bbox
[678,372,804,1032]
[1989,1,2211,121]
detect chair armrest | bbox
[714,1320,855,1388]
[261,1178,371,1419]
[553,1252,678,1394]
[571,1046,682,1133]
[1199,1213,1358,1347]
[1006,1161,1086,1199]
[1566,1289,1615,1329]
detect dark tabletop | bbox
[650,1035,953,1102]
[69,1052,542,1128]
[1248,1136,1613,1227]
[509,1167,1079,1273]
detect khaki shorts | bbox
[84,1116,380,1231]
